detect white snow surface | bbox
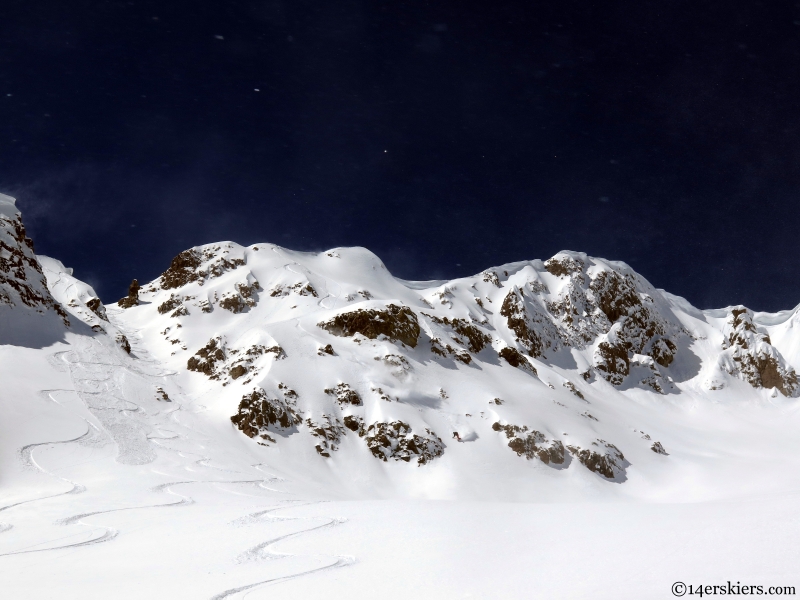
[2,207,800,598]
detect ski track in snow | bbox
[1,312,355,594]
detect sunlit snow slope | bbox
[2,193,800,599]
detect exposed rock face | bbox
[116,334,132,354]
[430,337,472,363]
[324,382,363,406]
[651,441,668,455]
[187,337,284,383]
[594,341,630,385]
[231,388,300,441]
[219,281,260,313]
[720,307,799,397]
[307,415,346,456]
[85,297,108,321]
[498,347,536,374]
[346,419,445,465]
[0,194,69,336]
[427,314,492,353]
[492,422,565,465]
[500,288,552,357]
[117,279,141,308]
[318,304,420,347]
[187,337,226,378]
[159,246,246,290]
[269,282,317,297]
[566,440,628,480]
[157,294,184,315]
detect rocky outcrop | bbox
[500,288,553,357]
[231,388,301,442]
[324,383,363,406]
[0,194,69,336]
[159,246,246,290]
[306,415,346,457]
[426,314,492,353]
[346,419,444,466]
[187,337,284,383]
[318,304,420,347]
[187,337,226,378]
[492,422,565,465]
[117,279,140,308]
[566,440,628,480]
[719,307,799,397]
[498,347,536,374]
[651,441,668,455]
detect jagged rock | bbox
[360,421,445,466]
[343,414,364,433]
[563,381,585,399]
[219,293,248,313]
[0,195,70,332]
[318,304,420,347]
[161,250,203,289]
[650,338,677,368]
[594,341,630,385]
[318,344,335,356]
[651,441,668,455]
[117,334,131,354]
[426,314,492,353]
[86,297,108,321]
[156,387,171,402]
[324,383,363,406]
[544,255,584,277]
[492,422,565,465]
[306,415,346,456]
[482,270,501,287]
[117,279,140,308]
[566,440,628,479]
[158,294,183,315]
[229,365,248,380]
[498,346,536,374]
[269,282,317,297]
[231,388,300,440]
[159,247,247,291]
[430,337,472,363]
[187,337,225,378]
[500,289,550,357]
[720,307,799,397]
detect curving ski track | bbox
[1,313,355,595]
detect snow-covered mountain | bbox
[84,235,796,484]
[3,194,800,598]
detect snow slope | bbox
[2,196,799,598]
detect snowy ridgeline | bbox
[4,186,798,487]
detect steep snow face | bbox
[38,255,133,354]
[101,242,797,491]
[0,194,69,345]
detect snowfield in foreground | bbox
[2,192,799,598]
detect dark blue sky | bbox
[1,1,799,311]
